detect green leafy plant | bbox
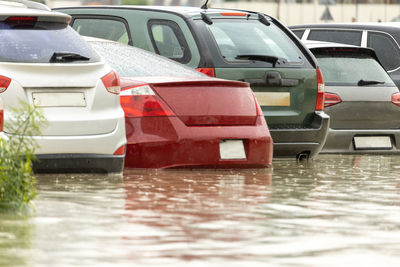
[0,102,47,211]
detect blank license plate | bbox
[33,92,86,107]
[353,136,392,150]
[254,92,290,106]
[219,140,246,160]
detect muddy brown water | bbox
[1,154,400,266]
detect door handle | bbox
[244,71,299,87]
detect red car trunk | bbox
[121,77,258,126]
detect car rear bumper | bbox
[322,128,400,154]
[270,111,330,159]
[33,154,125,174]
[124,116,273,169]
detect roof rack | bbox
[0,0,50,11]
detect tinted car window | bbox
[207,19,303,64]
[308,30,362,46]
[367,31,400,71]
[0,22,98,63]
[89,41,205,77]
[148,20,191,64]
[72,18,130,44]
[314,51,394,86]
[291,29,305,39]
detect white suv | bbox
[0,1,126,173]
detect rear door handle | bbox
[244,71,299,87]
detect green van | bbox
[56,6,330,159]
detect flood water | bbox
[2,154,400,266]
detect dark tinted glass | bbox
[292,29,305,39]
[89,41,205,77]
[308,30,362,46]
[367,32,400,71]
[0,22,98,63]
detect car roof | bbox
[55,5,264,19]
[0,0,70,22]
[303,40,381,62]
[290,22,400,31]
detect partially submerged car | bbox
[0,1,126,173]
[306,41,400,153]
[86,38,273,168]
[56,6,330,160]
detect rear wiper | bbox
[50,52,90,63]
[357,79,385,86]
[235,54,280,67]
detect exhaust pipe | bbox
[296,152,310,161]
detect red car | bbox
[86,39,273,168]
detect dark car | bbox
[86,37,273,168]
[55,6,330,160]
[305,41,400,153]
[290,22,400,90]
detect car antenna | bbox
[201,0,209,10]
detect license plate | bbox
[254,92,290,106]
[219,140,246,160]
[33,92,86,107]
[353,136,392,150]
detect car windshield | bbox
[314,50,394,86]
[0,22,98,63]
[88,41,206,77]
[206,19,303,64]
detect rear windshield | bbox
[314,51,394,86]
[206,19,303,65]
[88,41,205,77]
[0,22,99,63]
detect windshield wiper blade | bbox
[50,52,90,63]
[357,79,385,86]
[236,54,279,67]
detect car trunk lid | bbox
[122,77,258,126]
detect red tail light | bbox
[315,68,325,111]
[220,12,247,16]
[113,145,126,155]
[101,70,120,95]
[392,92,400,107]
[120,84,174,117]
[6,16,37,27]
[196,68,215,77]
[0,76,11,93]
[324,92,342,107]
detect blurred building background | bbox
[45,0,400,25]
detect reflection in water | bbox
[2,155,400,266]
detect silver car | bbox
[0,1,126,173]
[305,41,400,153]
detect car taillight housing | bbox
[0,76,11,93]
[324,92,342,107]
[113,145,126,155]
[196,68,215,77]
[101,70,120,95]
[5,16,37,27]
[392,92,400,107]
[120,84,174,117]
[315,68,325,111]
